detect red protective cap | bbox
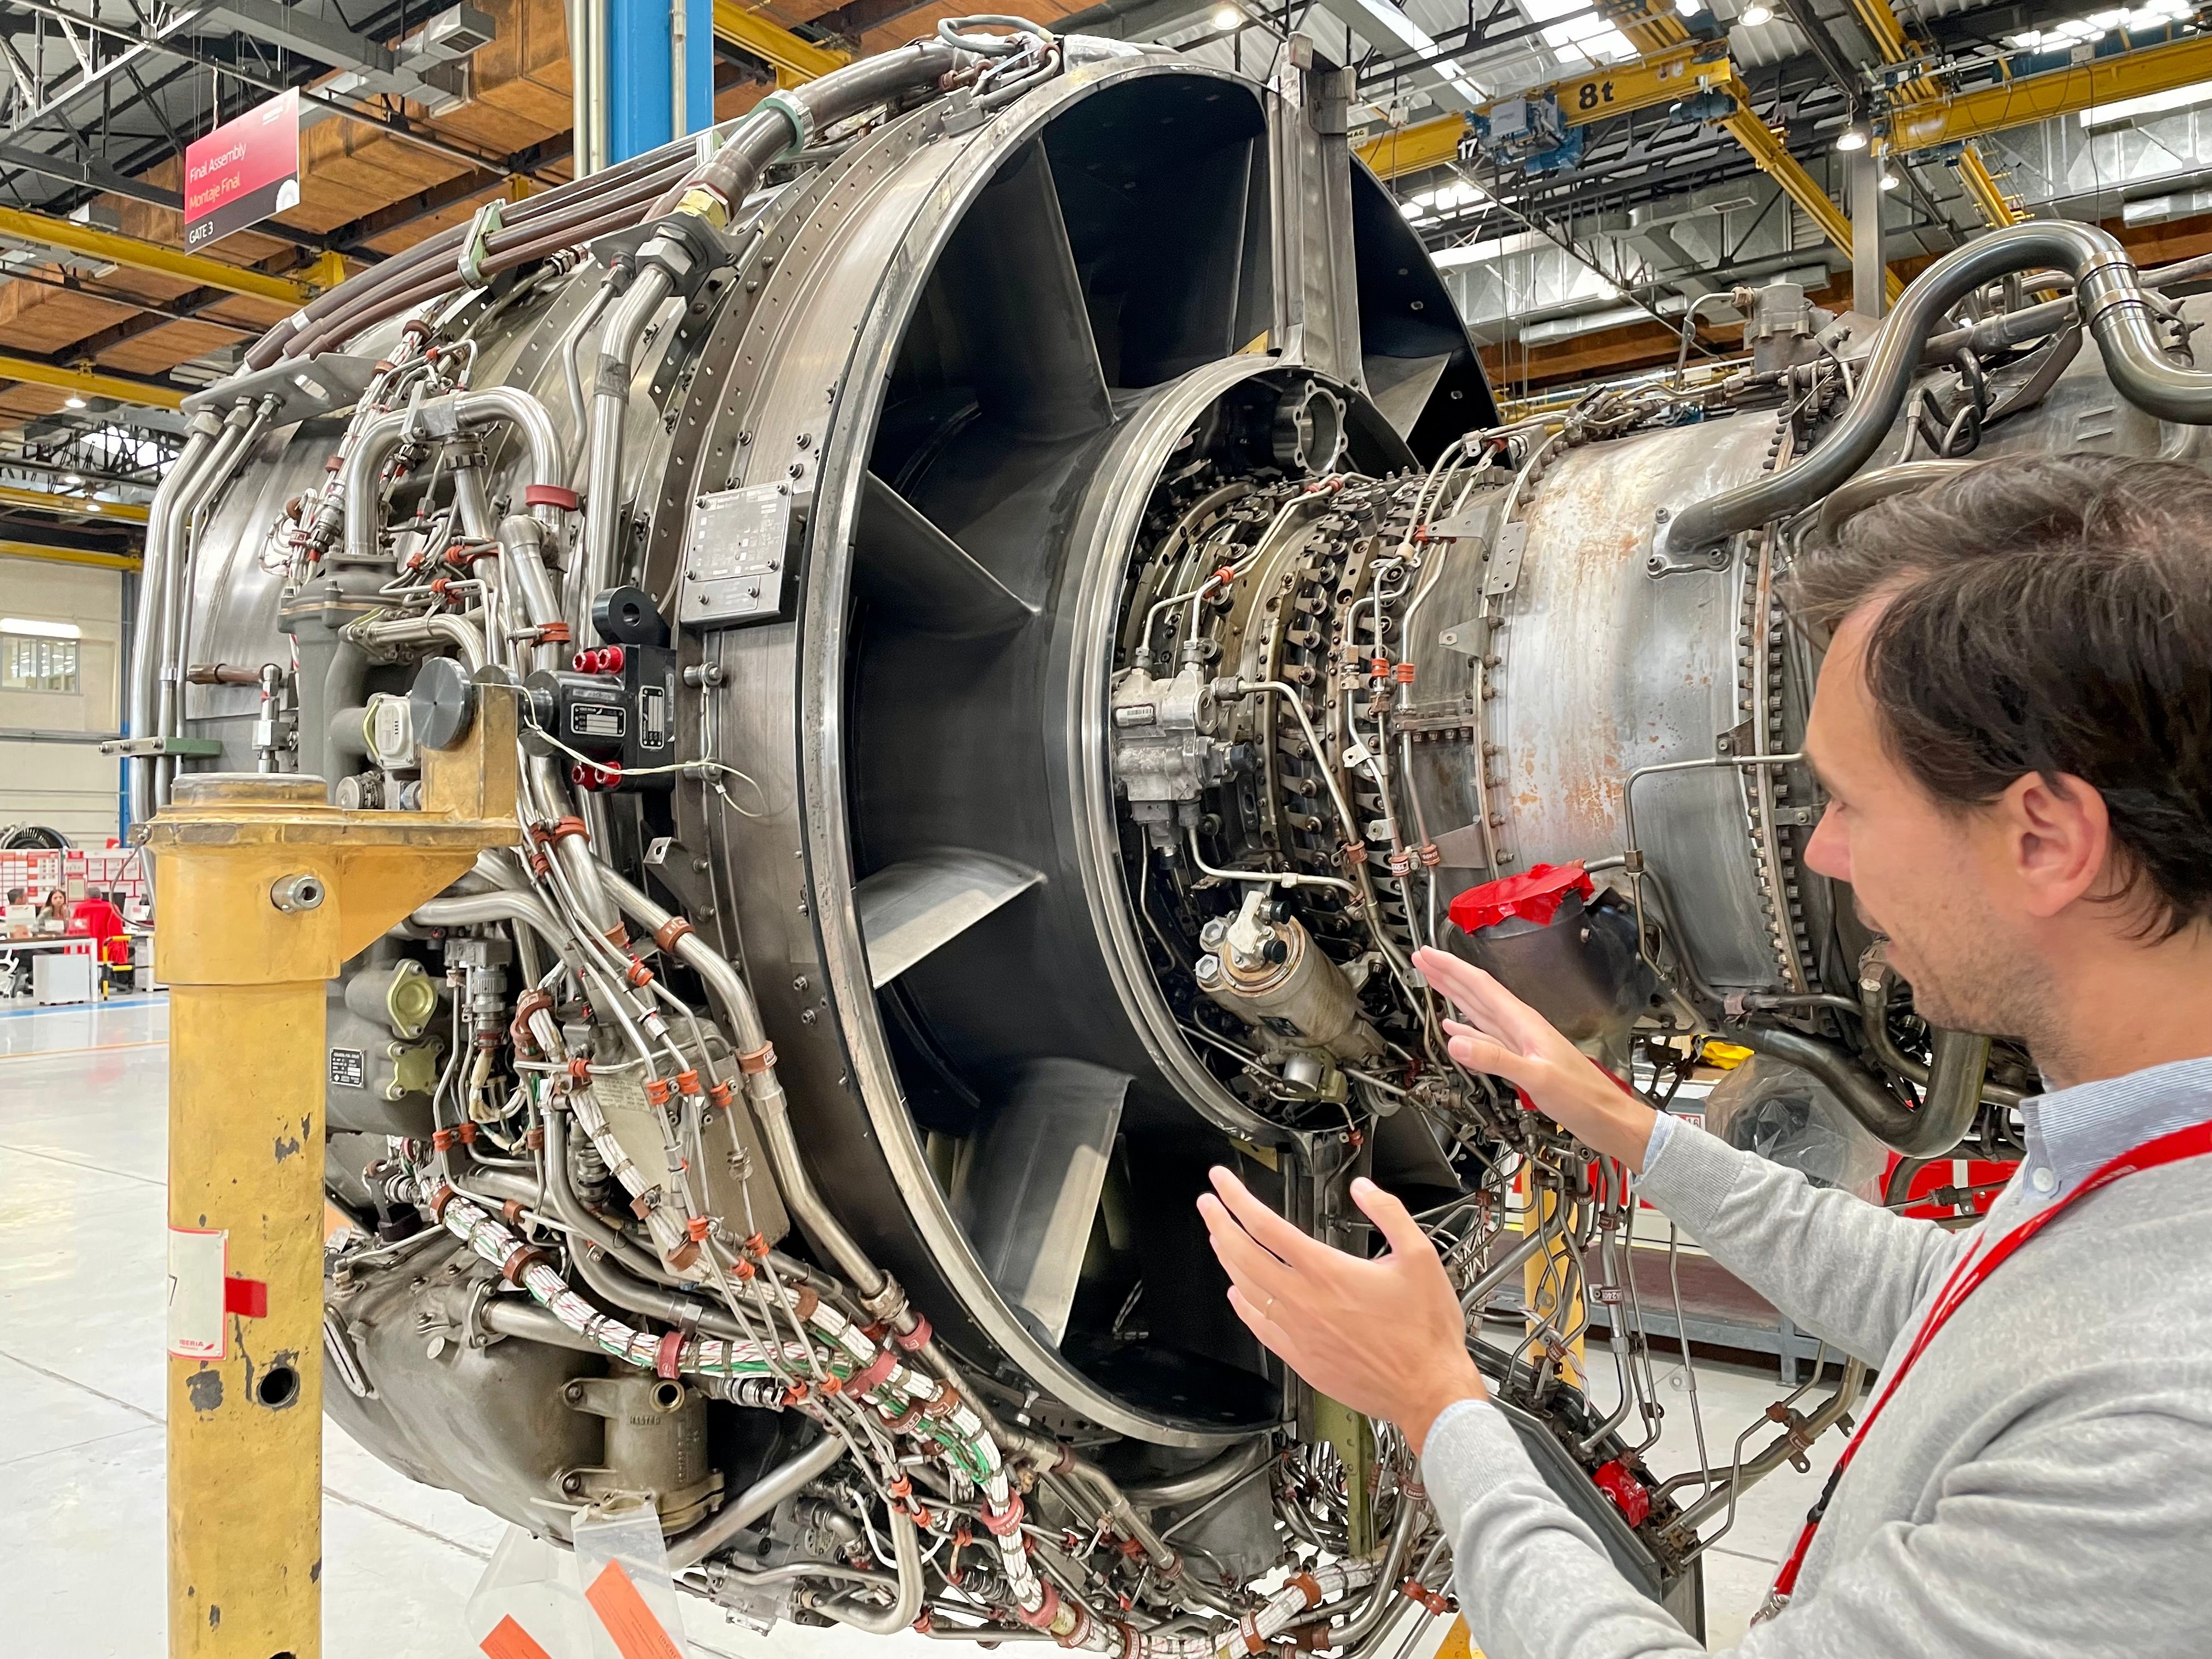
[1447,861,1593,934]
[524,483,580,511]
[1592,1458,1652,1527]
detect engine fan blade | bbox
[935,139,1115,441]
[956,1057,1129,1347]
[856,848,1046,989]
[855,471,1041,637]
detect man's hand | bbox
[1197,1168,1485,1453]
[1412,946,1658,1172]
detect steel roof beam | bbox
[0,202,344,304]
[0,351,186,411]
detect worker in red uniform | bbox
[67,889,131,992]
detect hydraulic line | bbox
[1662,220,2212,555]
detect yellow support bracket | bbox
[0,539,143,572]
[1357,45,1732,181]
[0,351,185,411]
[712,0,849,86]
[1883,32,2212,153]
[0,482,151,522]
[1845,0,2019,225]
[148,692,522,1659]
[0,205,340,306]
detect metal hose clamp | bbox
[456,198,506,288]
[757,89,814,157]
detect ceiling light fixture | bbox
[1835,126,1869,151]
[1212,4,1239,25]
[64,394,87,409]
[1739,2,1773,24]
[1880,171,1900,190]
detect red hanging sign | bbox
[183,88,300,248]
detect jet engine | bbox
[134,15,2212,1650]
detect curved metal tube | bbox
[1813,459,1977,537]
[342,388,568,565]
[667,1434,849,1571]
[1723,1019,1980,1156]
[1855,966,2024,1114]
[349,612,488,672]
[127,417,219,826]
[1123,1438,1275,1508]
[1663,220,2212,555]
[1325,1494,1426,1650]
[598,867,890,1301]
[817,1505,924,1634]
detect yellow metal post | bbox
[146,690,517,1659]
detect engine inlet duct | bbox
[146,10,2212,1651]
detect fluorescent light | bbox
[1211,4,1239,24]
[1,617,82,640]
[1835,126,1869,151]
[2080,76,2212,129]
[64,395,86,409]
[1739,2,1773,23]
[61,472,84,486]
[1880,171,1900,190]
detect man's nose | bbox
[1802,802,1850,881]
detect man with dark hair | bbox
[1198,452,2212,1656]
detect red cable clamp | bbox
[537,621,572,645]
[1013,1583,1060,1631]
[1370,656,1389,679]
[743,1232,769,1260]
[782,1381,811,1407]
[731,1256,756,1281]
[457,1121,478,1145]
[879,1398,925,1433]
[432,1126,459,1152]
[1395,662,1416,684]
[1213,566,1237,589]
[654,915,695,953]
[1397,1579,1451,1615]
[675,1068,702,1096]
[708,1079,734,1110]
[736,1041,776,1075]
[500,1244,548,1286]
[685,1216,710,1242]
[891,1314,933,1352]
[545,817,589,845]
[626,960,654,989]
[1288,1572,1323,1607]
[653,1329,686,1379]
[791,1285,820,1322]
[524,483,581,512]
[847,1348,899,1396]
[567,1057,594,1084]
[644,1077,674,1108]
[979,1493,1025,1538]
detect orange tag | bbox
[585,1560,685,1659]
[479,1614,556,1659]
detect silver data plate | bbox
[678,483,798,629]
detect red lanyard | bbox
[1758,1117,2212,1618]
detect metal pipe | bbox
[1122,1438,1274,1508]
[667,1434,849,1570]
[480,1296,604,1354]
[575,262,676,624]
[1325,1494,1426,1650]
[1812,459,1977,537]
[1722,1019,1982,1155]
[598,867,889,1300]
[1662,221,2212,556]
[128,417,218,826]
[341,388,568,565]
[817,1505,925,1634]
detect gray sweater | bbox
[1421,1055,2212,1659]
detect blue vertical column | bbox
[605,0,714,165]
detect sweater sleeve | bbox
[1635,1117,1973,1365]
[1423,1399,2212,1659]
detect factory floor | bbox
[0,997,1844,1656]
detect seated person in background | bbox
[37,889,70,934]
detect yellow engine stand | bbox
[145,689,518,1659]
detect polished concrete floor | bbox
[0,996,1842,1655]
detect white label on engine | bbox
[167,1227,227,1360]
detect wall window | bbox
[1,620,82,692]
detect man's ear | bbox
[2003,770,2112,919]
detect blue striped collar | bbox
[2013,1055,2212,1209]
